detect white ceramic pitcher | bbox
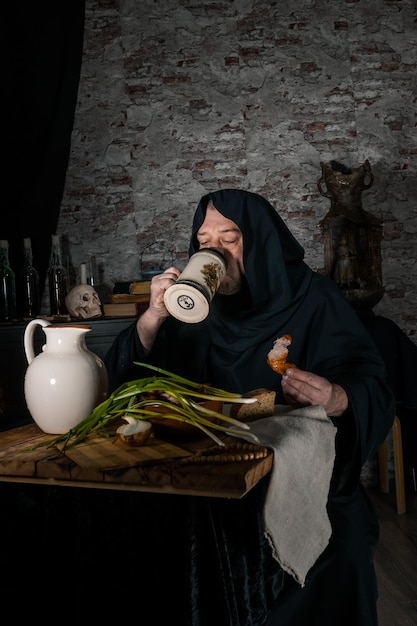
[24,319,109,434]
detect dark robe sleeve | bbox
[103,321,146,392]
[274,280,397,496]
[104,317,211,393]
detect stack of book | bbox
[103,281,151,317]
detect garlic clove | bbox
[116,416,152,446]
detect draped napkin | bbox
[248,405,337,587]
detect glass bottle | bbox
[19,237,40,319]
[48,234,68,315]
[0,239,17,322]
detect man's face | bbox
[196,204,245,296]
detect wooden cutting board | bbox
[58,434,192,471]
[0,423,273,498]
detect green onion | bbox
[32,362,259,451]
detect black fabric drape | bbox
[1,3,85,303]
[1,480,281,624]
[358,311,417,469]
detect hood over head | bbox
[189,189,312,351]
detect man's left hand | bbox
[281,368,348,417]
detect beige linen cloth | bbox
[248,405,337,587]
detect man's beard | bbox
[218,274,243,296]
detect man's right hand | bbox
[136,267,181,354]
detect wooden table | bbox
[0,421,273,499]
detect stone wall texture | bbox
[58,0,417,342]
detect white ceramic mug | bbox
[163,249,226,323]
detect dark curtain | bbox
[1,2,85,299]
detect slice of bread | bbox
[230,388,276,422]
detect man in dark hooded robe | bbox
[104,189,395,626]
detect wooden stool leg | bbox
[378,440,390,493]
[392,416,406,515]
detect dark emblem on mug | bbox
[177,294,195,310]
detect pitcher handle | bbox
[24,319,50,365]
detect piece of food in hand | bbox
[267,334,297,375]
[229,388,276,422]
[116,416,152,446]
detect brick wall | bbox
[58,0,417,342]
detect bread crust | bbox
[229,388,276,421]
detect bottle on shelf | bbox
[80,262,88,285]
[18,237,40,319]
[0,239,17,323]
[48,234,68,316]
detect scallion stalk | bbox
[31,362,259,451]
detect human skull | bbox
[65,284,102,319]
